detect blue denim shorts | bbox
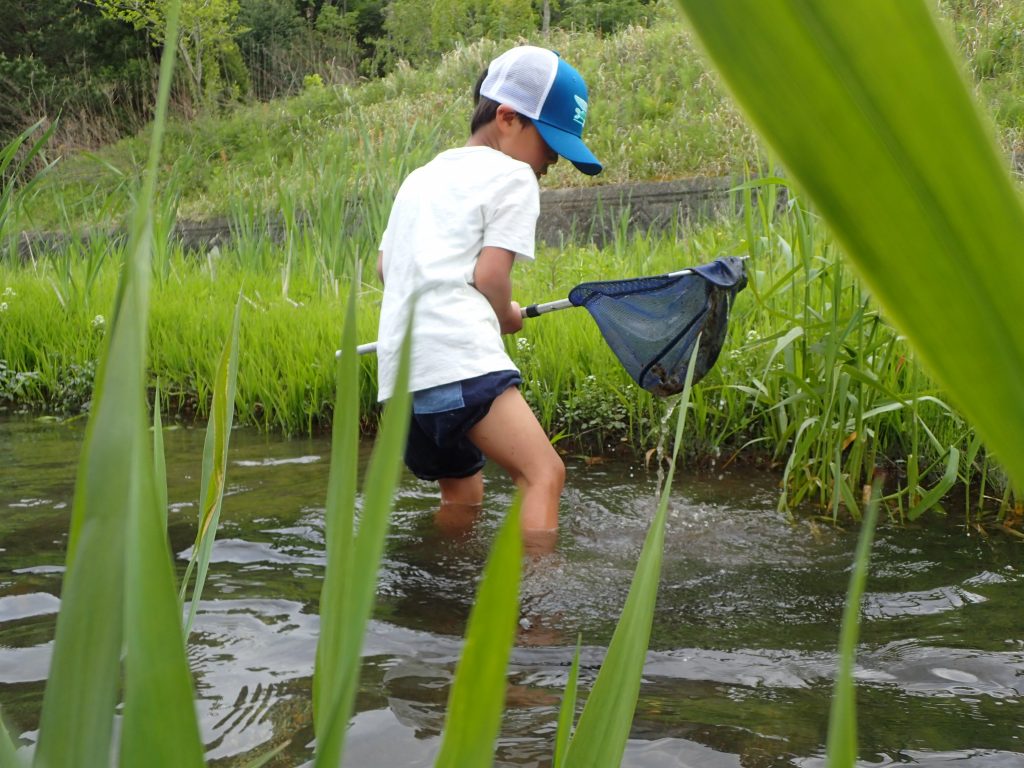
[405,370,522,481]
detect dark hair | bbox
[470,68,530,135]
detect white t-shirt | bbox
[376,146,540,402]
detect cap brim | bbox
[534,120,603,176]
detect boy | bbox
[375,45,602,550]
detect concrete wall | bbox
[12,176,754,260]
[537,176,743,246]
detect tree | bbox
[95,0,244,107]
[554,0,655,34]
[380,0,534,69]
[0,0,151,143]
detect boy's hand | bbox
[501,301,524,335]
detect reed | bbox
[671,0,1024,762]
[24,3,207,765]
[0,192,1010,518]
[826,485,880,767]
[434,501,523,767]
[313,281,412,766]
[178,295,242,639]
[559,344,699,767]
[0,117,57,239]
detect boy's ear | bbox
[494,103,520,132]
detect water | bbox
[2,414,1024,766]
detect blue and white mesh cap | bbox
[480,45,603,176]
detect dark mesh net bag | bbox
[567,256,748,396]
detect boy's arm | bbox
[474,246,523,335]
[377,250,384,284]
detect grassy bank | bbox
[13,15,754,234]
[11,1,1024,234]
[4,1,1024,521]
[0,186,1008,520]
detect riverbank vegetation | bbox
[2,1,1023,521]
[8,1,1024,232]
[0,182,1010,520]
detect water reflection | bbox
[2,415,1024,766]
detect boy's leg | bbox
[435,474,483,539]
[467,386,564,535]
[438,473,484,505]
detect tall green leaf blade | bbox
[35,171,156,766]
[181,294,243,638]
[312,283,362,765]
[674,0,1024,488]
[0,117,58,236]
[562,498,666,767]
[907,447,960,521]
[313,309,412,767]
[564,344,698,768]
[122,418,205,767]
[1,711,25,768]
[33,4,183,765]
[553,636,583,768]
[153,381,168,531]
[434,502,523,768]
[33,338,133,766]
[826,490,880,766]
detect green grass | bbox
[2,3,1020,523]
[13,14,752,232]
[0,189,1009,520]
[10,1,1024,235]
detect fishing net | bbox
[567,256,748,396]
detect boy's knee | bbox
[551,454,566,486]
[537,451,565,493]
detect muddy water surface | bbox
[2,415,1024,766]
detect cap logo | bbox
[573,95,588,130]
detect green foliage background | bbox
[3,1,1024,517]
[5,0,1021,158]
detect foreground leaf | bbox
[675,0,1024,491]
[563,342,699,767]
[313,299,412,767]
[33,190,138,768]
[33,3,195,765]
[435,502,523,767]
[180,293,243,638]
[553,636,583,768]
[122,400,204,767]
[312,282,361,764]
[1,711,24,768]
[826,488,880,766]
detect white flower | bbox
[0,302,7,312]
[2,287,14,298]
[92,315,105,329]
